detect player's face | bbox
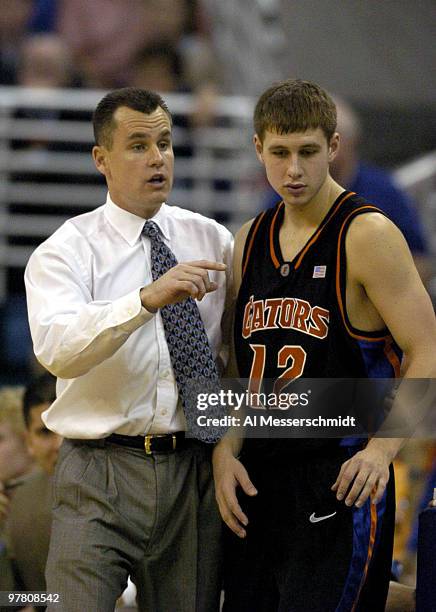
[93,106,174,219]
[26,404,62,475]
[254,128,339,208]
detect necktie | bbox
[142,220,226,442]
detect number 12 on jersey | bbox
[248,344,307,400]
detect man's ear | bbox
[328,132,340,163]
[92,145,108,177]
[253,134,264,164]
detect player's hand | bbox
[0,482,10,523]
[140,260,226,311]
[331,445,391,508]
[212,443,257,538]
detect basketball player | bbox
[213,79,436,611]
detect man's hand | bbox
[212,442,257,538]
[331,443,391,507]
[140,260,226,311]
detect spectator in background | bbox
[263,95,431,282]
[132,40,220,125]
[12,33,77,156]
[17,34,73,88]
[56,0,189,88]
[0,386,33,594]
[2,373,60,598]
[0,0,34,84]
[0,387,33,529]
[329,96,431,280]
[131,42,186,94]
[29,0,58,33]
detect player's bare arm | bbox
[221,218,254,377]
[212,219,259,538]
[332,213,436,507]
[232,218,255,293]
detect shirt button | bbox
[161,409,168,416]
[127,308,133,316]
[162,370,170,379]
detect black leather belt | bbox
[106,432,186,454]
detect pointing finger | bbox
[185,260,227,271]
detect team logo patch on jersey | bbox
[313,265,327,278]
[280,263,290,277]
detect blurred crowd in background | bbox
[0,0,216,93]
[0,1,435,608]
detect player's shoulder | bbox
[234,204,273,249]
[347,210,405,248]
[345,210,412,280]
[232,217,258,289]
[235,217,256,248]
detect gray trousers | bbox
[46,438,222,612]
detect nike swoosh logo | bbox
[309,511,337,523]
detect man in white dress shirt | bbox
[25,88,233,612]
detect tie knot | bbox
[142,220,160,239]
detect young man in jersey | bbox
[213,79,436,611]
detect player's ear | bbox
[92,145,109,177]
[254,134,264,164]
[328,132,340,162]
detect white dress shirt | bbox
[25,195,233,438]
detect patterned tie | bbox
[142,220,226,442]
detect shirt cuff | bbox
[111,288,155,331]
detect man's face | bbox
[254,127,339,208]
[93,106,174,219]
[0,422,31,482]
[26,404,62,475]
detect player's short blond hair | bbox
[254,79,337,143]
[0,386,25,434]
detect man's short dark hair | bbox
[93,87,172,148]
[22,372,56,429]
[254,79,337,143]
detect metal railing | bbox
[0,87,264,299]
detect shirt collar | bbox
[104,193,171,246]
